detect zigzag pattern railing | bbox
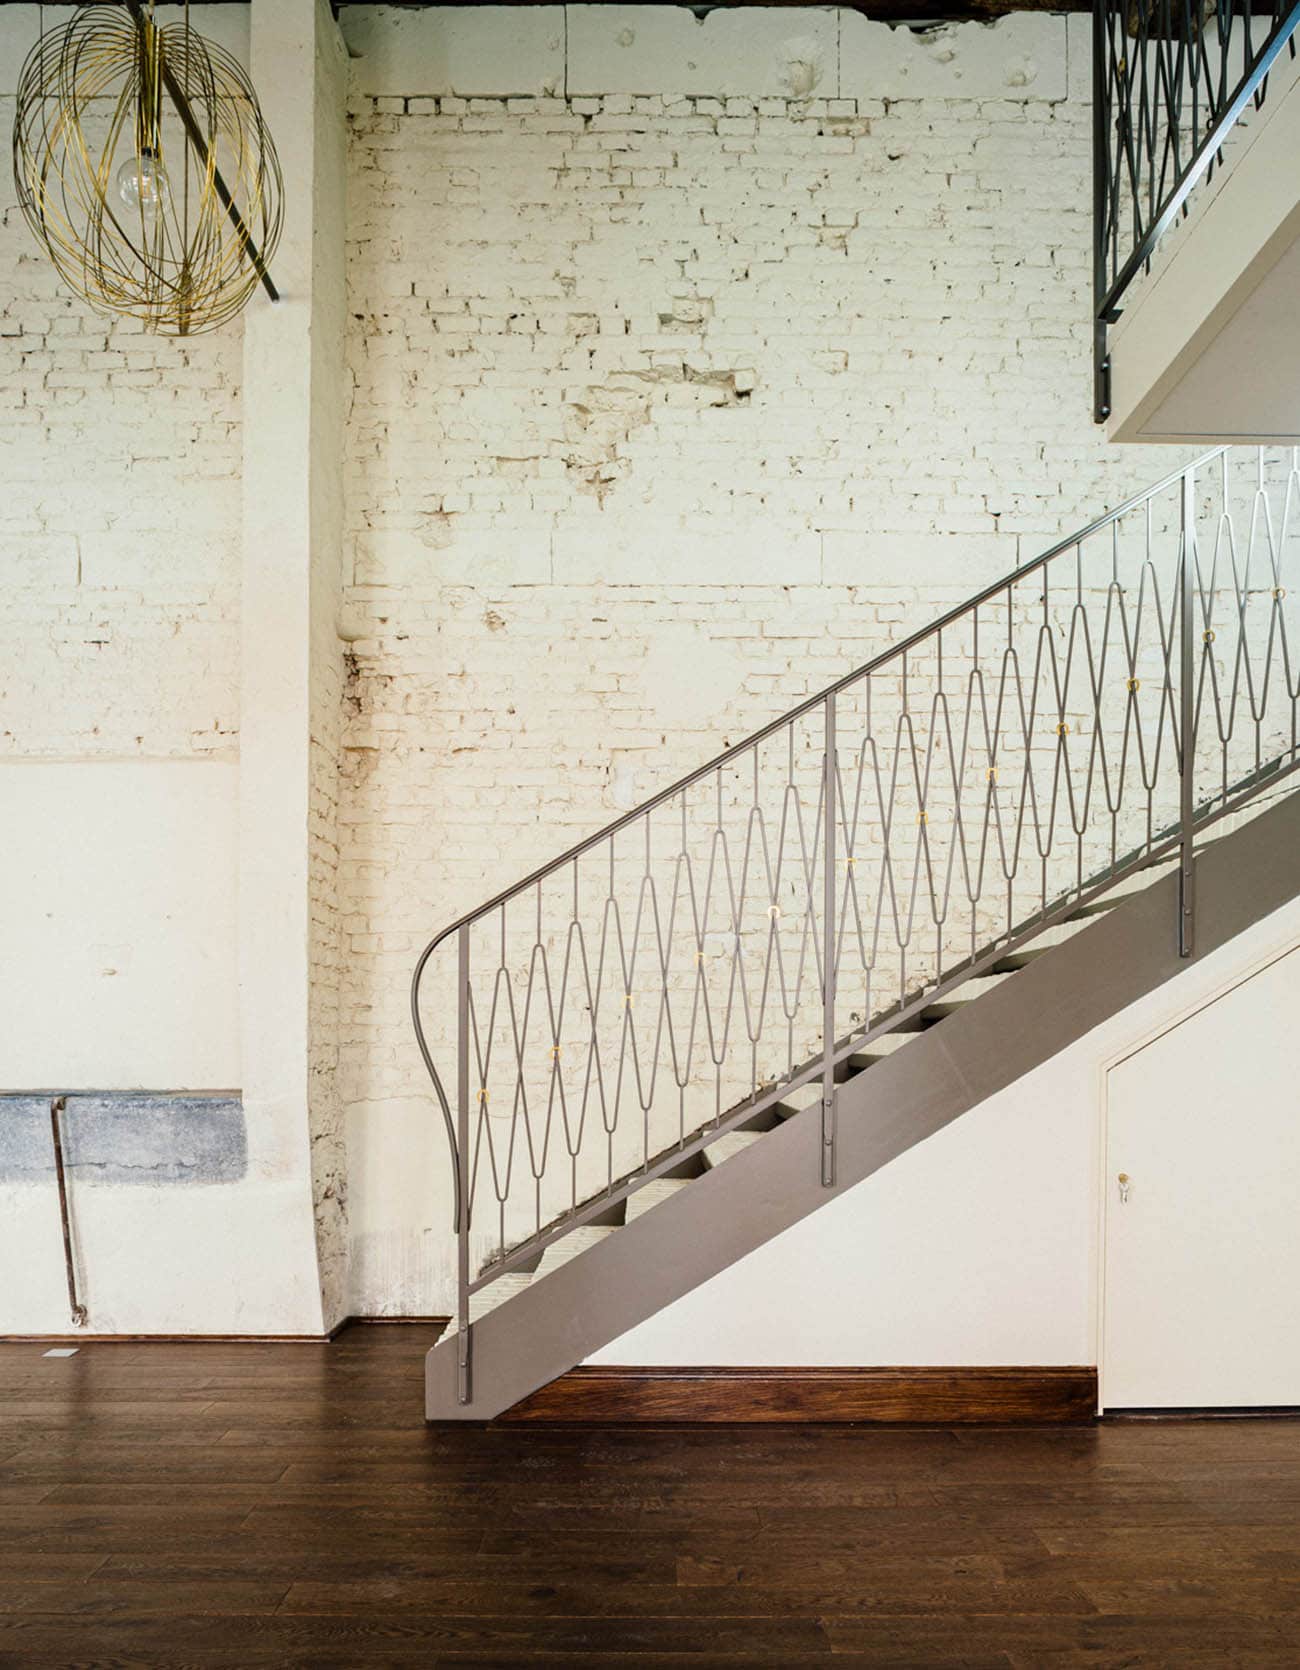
[413,447,1300,1401]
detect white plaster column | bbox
[240,0,349,1332]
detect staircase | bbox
[414,446,1300,1420]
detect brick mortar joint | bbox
[359,94,1079,120]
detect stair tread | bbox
[997,917,1094,968]
[624,1178,692,1222]
[923,971,1016,1017]
[776,1082,824,1117]
[467,1271,533,1327]
[1072,858,1180,914]
[702,1131,765,1168]
[535,1226,617,1279]
[849,1031,923,1068]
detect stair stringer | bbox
[427,789,1300,1420]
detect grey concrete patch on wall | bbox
[0,1094,247,1185]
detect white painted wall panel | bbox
[0,761,239,1092]
[341,5,565,97]
[839,14,1067,103]
[0,1180,320,1335]
[567,5,837,99]
[595,1063,1096,1367]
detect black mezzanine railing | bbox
[1093,0,1300,421]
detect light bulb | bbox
[116,151,168,215]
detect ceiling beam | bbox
[327,0,1092,13]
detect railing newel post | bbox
[821,692,837,1188]
[1179,465,1197,958]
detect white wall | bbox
[591,891,1300,1367]
[8,3,1280,1355]
[0,1182,323,1337]
[0,762,239,1091]
[1,2,252,1334]
[1,0,246,1092]
[238,0,352,1335]
[1,0,347,1336]
[337,5,1192,1318]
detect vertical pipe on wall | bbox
[49,1097,88,1329]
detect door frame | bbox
[1094,927,1300,1413]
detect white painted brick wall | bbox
[0,7,1212,1323]
[0,196,242,759]
[339,31,1191,1314]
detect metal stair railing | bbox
[413,445,1300,1403]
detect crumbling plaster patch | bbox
[565,365,753,503]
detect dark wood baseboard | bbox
[348,1314,452,1327]
[0,1332,345,1345]
[499,1364,1098,1424]
[0,1316,452,1346]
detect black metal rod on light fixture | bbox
[122,0,280,303]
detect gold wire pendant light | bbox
[12,0,283,336]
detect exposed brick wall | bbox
[339,71,1187,1312]
[0,208,241,760]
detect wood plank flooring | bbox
[2,1324,1299,1665]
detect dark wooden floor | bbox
[2,1326,1300,1666]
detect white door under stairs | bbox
[1102,943,1300,1409]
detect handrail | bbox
[1092,0,1300,420]
[412,443,1300,1404]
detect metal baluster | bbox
[456,923,472,1404]
[1180,465,1197,957]
[821,693,837,1187]
[1092,0,1112,422]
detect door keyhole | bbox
[1118,1172,1132,1204]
